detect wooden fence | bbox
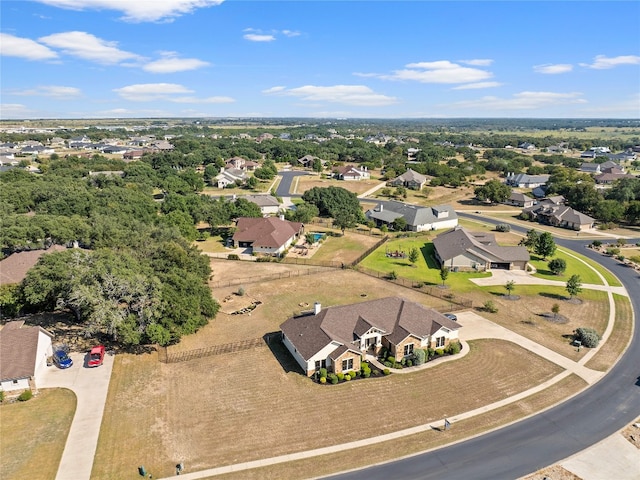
[158,337,266,364]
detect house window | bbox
[315,360,326,370]
[436,337,445,348]
[12,379,18,384]
[341,358,353,371]
[404,344,414,356]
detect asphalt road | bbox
[275,170,310,197]
[328,214,640,480]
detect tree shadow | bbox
[539,292,566,301]
[263,331,305,375]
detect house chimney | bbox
[314,302,321,315]
[279,214,285,221]
[378,204,383,212]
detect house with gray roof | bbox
[365,201,458,232]
[0,321,54,393]
[505,191,535,208]
[505,173,550,188]
[215,167,248,188]
[433,226,530,271]
[522,202,595,231]
[232,217,303,256]
[280,297,461,376]
[388,168,428,190]
[239,195,281,216]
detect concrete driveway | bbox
[39,349,115,480]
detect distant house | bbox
[240,195,281,216]
[232,217,303,256]
[215,167,248,188]
[0,321,54,393]
[505,173,550,188]
[594,172,636,185]
[123,150,144,161]
[388,168,428,190]
[102,145,129,155]
[365,201,458,232]
[505,191,535,208]
[225,157,259,171]
[297,155,319,168]
[522,200,595,231]
[579,163,601,174]
[256,133,274,143]
[433,226,530,271]
[280,297,461,377]
[333,165,370,181]
[518,142,536,150]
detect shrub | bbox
[446,341,461,355]
[406,360,413,367]
[227,254,240,260]
[362,371,370,378]
[319,368,327,379]
[591,240,602,248]
[387,356,396,364]
[379,348,388,359]
[400,357,406,366]
[352,370,360,378]
[427,348,435,359]
[237,286,245,296]
[495,223,511,232]
[383,368,391,375]
[393,362,402,369]
[388,271,398,280]
[605,248,620,256]
[383,361,392,368]
[435,349,445,356]
[617,255,625,262]
[18,390,33,402]
[483,300,498,313]
[574,327,600,348]
[414,348,426,365]
[0,390,4,403]
[256,256,272,262]
[328,373,338,384]
[319,376,327,384]
[548,258,567,275]
[337,372,345,381]
[344,374,351,381]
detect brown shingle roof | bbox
[0,245,67,286]
[0,321,53,381]
[233,217,302,249]
[280,297,460,361]
[433,227,529,264]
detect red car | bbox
[87,345,105,367]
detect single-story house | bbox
[580,163,601,174]
[333,165,370,181]
[522,201,595,231]
[225,157,259,171]
[388,169,428,190]
[433,226,530,271]
[123,150,145,160]
[240,195,281,216]
[505,173,550,188]
[215,167,248,188]
[280,297,461,376]
[594,172,637,185]
[505,191,535,208]
[232,217,303,256]
[365,201,458,232]
[0,321,54,393]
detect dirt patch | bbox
[503,295,520,301]
[523,465,582,480]
[622,420,640,449]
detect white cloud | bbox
[450,91,586,110]
[261,86,286,94]
[143,53,209,73]
[114,83,193,101]
[460,59,493,66]
[171,96,235,104]
[113,83,234,104]
[244,33,276,42]
[36,0,224,23]
[452,82,502,90]
[0,104,33,117]
[282,30,301,37]
[12,85,82,98]
[39,31,142,64]
[579,54,640,69]
[0,33,58,60]
[375,60,493,84]
[534,64,573,74]
[264,85,398,107]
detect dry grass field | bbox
[0,389,77,480]
[293,174,382,196]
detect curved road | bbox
[329,214,640,480]
[275,170,310,198]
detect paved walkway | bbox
[357,181,387,198]
[40,350,115,480]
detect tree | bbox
[474,179,511,204]
[574,327,600,348]
[535,232,557,259]
[302,186,363,222]
[551,303,560,320]
[520,229,539,250]
[408,247,419,265]
[285,202,318,224]
[333,211,358,235]
[504,280,515,297]
[440,266,449,286]
[392,216,407,231]
[566,274,583,300]
[548,258,567,275]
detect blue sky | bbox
[1,0,639,119]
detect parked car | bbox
[52,349,73,369]
[444,313,458,322]
[87,345,105,367]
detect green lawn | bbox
[359,237,490,292]
[530,249,604,285]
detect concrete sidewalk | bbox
[40,350,115,480]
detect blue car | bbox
[52,350,73,369]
